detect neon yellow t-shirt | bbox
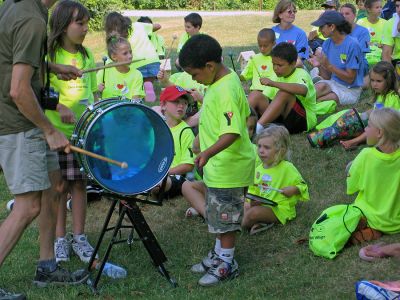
[376,91,400,110]
[170,121,195,169]
[276,68,317,131]
[347,147,400,234]
[169,71,206,96]
[97,66,144,100]
[357,18,387,65]
[382,17,400,60]
[199,71,255,188]
[240,53,278,99]
[150,33,165,57]
[177,32,205,53]
[46,47,96,139]
[247,160,309,224]
[130,22,159,69]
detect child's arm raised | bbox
[260,77,307,96]
[195,133,239,168]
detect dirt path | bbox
[123,10,271,18]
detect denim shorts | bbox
[137,62,161,78]
[205,187,245,234]
[0,128,59,195]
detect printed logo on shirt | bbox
[275,32,280,39]
[286,40,296,45]
[115,81,129,95]
[340,53,347,64]
[368,28,375,36]
[261,65,267,71]
[223,112,233,126]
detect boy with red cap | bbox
[155,85,195,198]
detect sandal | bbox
[249,223,274,235]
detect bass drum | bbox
[72,98,174,195]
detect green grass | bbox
[1,10,399,300]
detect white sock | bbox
[219,247,235,264]
[214,238,221,256]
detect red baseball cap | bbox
[160,85,191,103]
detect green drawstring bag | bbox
[309,204,364,259]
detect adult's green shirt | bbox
[0,0,47,135]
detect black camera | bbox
[40,86,60,110]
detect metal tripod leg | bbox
[124,201,177,287]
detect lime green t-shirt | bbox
[276,68,317,131]
[357,18,387,65]
[97,66,144,100]
[177,32,205,53]
[347,147,400,234]
[240,53,278,99]
[150,33,165,57]
[170,121,195,169]
[382,17,400,60]
[376,91,400,110]
[247,160,309,224]
[199,71,255,188]
[130,22,159,69]
[169,71,206,96]
[46,47,96,139]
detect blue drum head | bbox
[82,103,173,195]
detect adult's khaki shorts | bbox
[0,128,59,195]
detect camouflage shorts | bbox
[205,187,245,234]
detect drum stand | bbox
[86,180,177,293]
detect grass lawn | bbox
[1,10,399,300]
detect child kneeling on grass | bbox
[242,125,309,234]
[347,108,400,244]
[258,42,317,134]
[152,85,195,199]
[179,34,255,287]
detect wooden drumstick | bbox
[69,145,128,169]
[82,58,144,74]
[161,34,178,72]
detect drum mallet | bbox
[161,34,178,72]
[69,145,128,169]
[82,58,144,74]
[228,51,237,73]
[101,56,108,83]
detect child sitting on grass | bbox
[347,108,400,244]
[258,42,317,134]
[97,34,144,101]
[179,34,255,286]
[242,125,309,234]
[153,85,195,199]
[240,28,278,118]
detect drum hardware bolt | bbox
[131,99,143,104]
[88,104,94,111]
[79,167,85,173]
[96,108,103,114]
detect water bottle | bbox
[97,262,127,279]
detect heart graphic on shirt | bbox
[371,31,375,36]
[261,65,267,70]
[287,40,295,44]
[117,84,124,90]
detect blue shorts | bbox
[137,62,160,78]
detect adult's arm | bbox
[382,44,393,62]
[10,63,69,151]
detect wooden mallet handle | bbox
[69,145,128,169]
[82,58,144,74]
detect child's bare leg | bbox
[182,181,206,217]
[242,206,279,229]
[55,179,69,238]
[248,90,269,117]
[340,132,366,149]
[315,82,339,102]
[70,180,87,235]
[258,90,295,126]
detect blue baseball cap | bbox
[311,10,345,27]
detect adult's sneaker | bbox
[33,265,89,288]
[0,288,25,300]
[54,234,72,263]
[191,250,219,273]
[198,258,239,287]
[72,234,98,263]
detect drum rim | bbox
[73,100,174,195]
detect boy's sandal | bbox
[359,243,386,262]
[249,223,274,235]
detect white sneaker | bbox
[71,234,98,263]
[185,207,199,218]
[54,235,72,263]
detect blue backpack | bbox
[356,280,400,300]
